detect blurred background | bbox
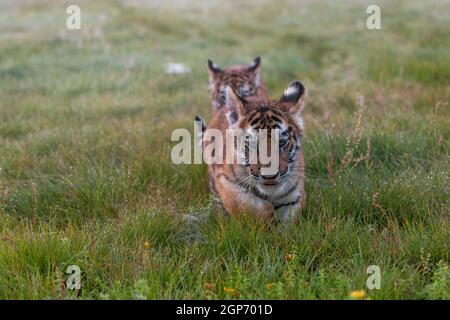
[0,0,448,299]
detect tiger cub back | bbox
[207,57,267,115]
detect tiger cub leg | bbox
[274,203,300,223]
[274,191,304,223]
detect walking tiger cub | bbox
[196,81,306,222]
[207,57,267,115]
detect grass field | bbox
[0,0,448,299]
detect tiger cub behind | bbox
[207,57,267,115]
[199,81,306,222]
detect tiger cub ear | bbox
[248,56,262,87]
[194,115,207,133]
[247,56,261,72]
[225,86,246,125]
[280,81,306,114]
[207,59,223,81]
[194,115,207,144]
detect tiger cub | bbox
[198,81,306,222]
[207,57,267,115]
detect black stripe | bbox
[256,106,270,113]
[258,180,299,203]
[274,180,298,201]
[270,115,283,124]
[251,185,269,200]
[271,109,283,117]
[250,117,261,126]
[274,197,300,210]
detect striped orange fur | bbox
[207,57,267,115]
[199,81,307,222]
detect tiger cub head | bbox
[224,81,306,196]
[208,57,266,113]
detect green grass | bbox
[0,0,448,299]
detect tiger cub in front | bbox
[198,81,306,223]
[207,57,267,115]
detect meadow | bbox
[0,0,448,299]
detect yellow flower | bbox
[285,253,295,261]
[350,290,366,300]
[144,241,151,249]
[223,287,240,298]
[223,287,234,294]
[266,283,274,290]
